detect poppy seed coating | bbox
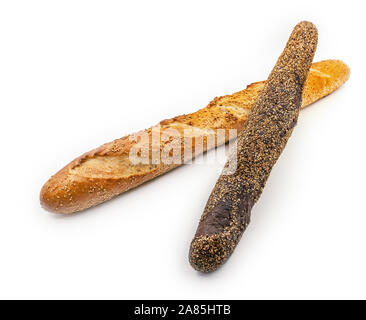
[189,21,318,272]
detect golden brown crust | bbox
[40,60,350,214]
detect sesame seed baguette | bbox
[40,59,348,214]
[189,21,318,272]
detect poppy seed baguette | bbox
[189,21,318,272]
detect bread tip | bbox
[189,234,234,273]
[40,182,56,213]
[40,180,62,214]
[296,20,317,30]
[293,20,318,41]
[40,174,76,214]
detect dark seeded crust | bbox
[189,21,318,272]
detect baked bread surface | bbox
[190,21,318,272]
[40,59,350,214]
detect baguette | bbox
[40,59,349,214]
[189,21,318,272]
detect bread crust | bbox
[189,21,318,272]
[40,59,350,214]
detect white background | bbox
[0,0,365,299]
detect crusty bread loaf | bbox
[189,21,318,272]
[40,59,350,214]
